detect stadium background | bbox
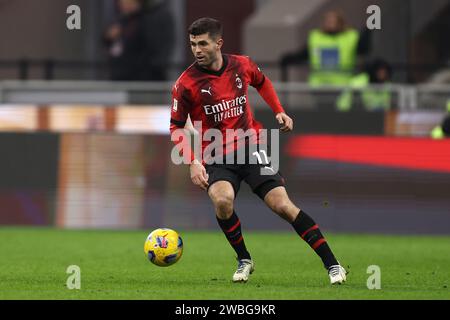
[1,0,449,234]
[1,0,450,302]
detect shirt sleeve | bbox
[246,56,266,89]
[170,81,191,128]
[169,81,195,163]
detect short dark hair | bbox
[188,17,223,39]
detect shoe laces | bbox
[236,260,250,273]
[328,265,341,277]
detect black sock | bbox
[291,210,338,269]
[216,211,251,260]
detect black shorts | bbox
[205,158,286,200]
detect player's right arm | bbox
[189,158,209,191]
[170,82,209,191]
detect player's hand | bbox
[190,159,209,191]
[275,112,293,132]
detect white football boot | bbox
[232,259,254,283]
[328,265,347,285]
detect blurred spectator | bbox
[336,59,393,111]
[103,0,174,81]
[431,100,450,139]
[281,10,370,86]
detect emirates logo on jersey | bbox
[235,74,242,89]
[203,94,246,123]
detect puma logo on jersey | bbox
[201,87,212,96]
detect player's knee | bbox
[272,200,291,216]
[213,194,234,216]
[265,192,288,213]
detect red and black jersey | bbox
[170,54,283,162]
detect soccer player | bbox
[170,17,347,284]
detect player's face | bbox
[189,33,222,67]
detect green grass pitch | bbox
[0,227,449,300]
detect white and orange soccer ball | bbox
[144,228,183,267]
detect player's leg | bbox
[207,177,254,282]
[208,179,251,259]
[262,185,346,284]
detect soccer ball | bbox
[144,228,183,267]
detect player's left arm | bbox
[247,57,293,132]
[257,78,293,132]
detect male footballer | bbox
[170,17,347,284]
